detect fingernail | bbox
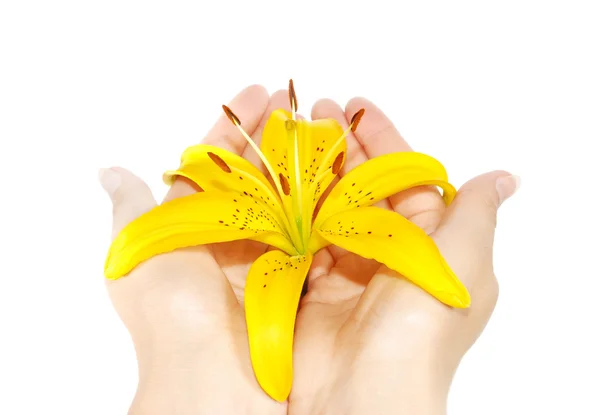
[98,168,121,197]
[496,174,520,205]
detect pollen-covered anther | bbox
[331,151,345,175]
[207,152,232,173]
[222,104,241,126]
[288,79,298,112]
[279,173,291,195]
[350,108,365,132]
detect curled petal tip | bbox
[449,292,471,308]
[264,384,291,403]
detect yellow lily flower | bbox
[104,80,470,402]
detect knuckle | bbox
[460,188,499,227]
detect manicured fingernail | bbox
[98,168,121,197]
[496,174,520,205]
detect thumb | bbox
[434,171,520,281]
[98,167,157,239]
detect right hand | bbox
[289,97,518,415]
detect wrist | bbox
[129,340,286,415]
[312,350,452,415]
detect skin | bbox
[100,85,519,415]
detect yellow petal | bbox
[105,191,296,280]
[262,109,346,247]
[316,207,470,308]
[164,145,274,198]
[245,251,312,402]
[261,110,345,199]
[314,152,456,229]
[162,144,297,241]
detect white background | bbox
[1,1,599,414]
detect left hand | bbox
[101,85,294,415]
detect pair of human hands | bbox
[100,85,518,415]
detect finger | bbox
[345,97,446,233]
[98,167,157,240]
[163,84,269,202]
[306,248,334,290]
[433,171,520,287]
[345,97,412,153]
[242,89,291,171]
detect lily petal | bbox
[313,152,456,230]
[162,144,297,243]
[262,109,346,247]
[316,207,470,308]
[105,191,296,280]
[261,109,345,200]
[164,145,275,198]
[245,250,312,402]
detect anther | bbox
[222,105,241,126]
[207,152,232,173]
[350,108,365,132]
[279,173,291,195]
[331,151,345,175]
[288,79,298,113]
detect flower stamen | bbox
[350,108,365,132]
[330,108,365,159]
[311,108,366,191]
[222,104,241,126]
[279,173,291,195]
[331,151,345,175]
[288,79,297,121]
[221,105,286,199]
[207,152,232,173]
